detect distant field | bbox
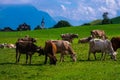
[0,24,120,80]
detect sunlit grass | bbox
[0,24,120,80]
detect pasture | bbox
[0,24,120,80]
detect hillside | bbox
[0,24,120,80]
[111,16,120,24]
[0,4,56,29]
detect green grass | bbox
[1,24,120,80]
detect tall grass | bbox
[0,24,120,80]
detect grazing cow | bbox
[111,37,120,51]
[44,40,57,65]
[91,30,107,39]
[16,41,44,64]
[78,36,92,43]
[61,33,78,43]
[51,40,76,62]
[88,39,116,60]
[44,40,76,64]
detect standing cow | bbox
[88,39,116,60]
[91,30,107,39]
[16,41,44,64]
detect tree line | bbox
[0,12,112,31]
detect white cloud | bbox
[61,5,66,11]
[0,0,30,4]
[0,0,120,24]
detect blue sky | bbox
[0,0,120,24]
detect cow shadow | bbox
[0,62,15,65]
[78,59,101,62]
[0,62,44,66]
[22,63,44,66]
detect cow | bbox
[61,33,78,43]
[44,40,57,65]
[16,41,44,64]
[51,40,76,62]
[0,43,7,48]
[44,40,77,65]
[111,37,120,51]
[91,30,107,39]
[88,39,116,61]
[78,36,92,43]
[5,44,16,48]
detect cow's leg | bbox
[60,54,64,62]
[29,54,32,64]
[100,53,104,60]
[44,54,48,64]
[16,51,18,63]
[16,49,20,63]
[88,52,91,60]
[18,53,21,63]
[93,53,97,60]
[103,53,106,60]
[26,54,28,64]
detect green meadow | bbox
[0,24,120,80]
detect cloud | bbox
[0,0,30,4]
[60,5,66,11]
[0,0,120,24]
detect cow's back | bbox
[51,40,70,53]
[16,42,37,53]
[111,37,120,51]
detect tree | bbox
[17,23,31,31]
[34,25,42,30]
[53,20,72,28]
[102,12,112,24]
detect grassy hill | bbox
[0,24,120,80]
[111,16,120,24]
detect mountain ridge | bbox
[0,4,56,29]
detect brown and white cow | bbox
[44,40,77,65]
[51,40,76,62]
[91,30,107,39]
[16,41,44,64]
[111,37,120,51]
[6,44,16,48]
[61,33,78,43]
[44,40,57,65]
[88,39,116,60]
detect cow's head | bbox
[50,56,57,65]
[110,52,117,61]
[71,54,77,62]
[37,47,44,56]
[48,54,57,65]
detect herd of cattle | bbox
[1,30,120,65]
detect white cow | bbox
[88,39,117,60]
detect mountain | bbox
[0,4,56,30]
